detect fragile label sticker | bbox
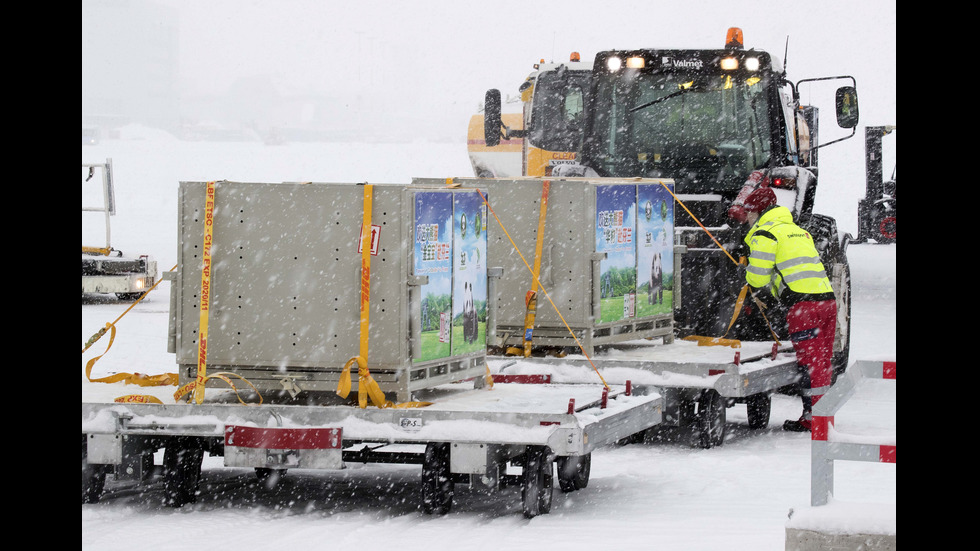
[357,223,381,256]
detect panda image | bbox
[648,252,663,305]
[462,281,478,343]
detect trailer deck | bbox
[488,338,800,448]
[82,376,662,517]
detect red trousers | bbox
[787,300,837,413]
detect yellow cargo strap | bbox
[172,181,217,404]
[84,322,180,386]
[173,371,263,405]
[476,188,609,390]
[337,184,431,409]
[656,181,738,266]
[82,262,181,401]
[659,182,781,346]
[171,181,262,406]
[82,261,178,355]
[82,246,113,256]
[504,180,550,357]
[522,180,551,357]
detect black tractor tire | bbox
[800,213,852,381]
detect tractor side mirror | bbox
[835,86,859,129]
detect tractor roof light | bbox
[606,56,623,72]
[570,51,580,62]
[626,56,645,69]
[720,57,738,71]
[725,27,744,49]
[744,56,760,71]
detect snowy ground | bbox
[82,129,895,550]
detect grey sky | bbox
[86,0,896,140]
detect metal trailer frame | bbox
[489,339,801,448]
[168,181,490,402]
[81,380,663,517]
[414,177,675,356]
[82,158,158,299]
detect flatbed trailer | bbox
[82,379,661,517]
[489,338,800,449]
[82,178,800,518]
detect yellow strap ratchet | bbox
[521,180,551,357]
[84,322,180,386]
[476,187,609,390]
[337,184,431,409]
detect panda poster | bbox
[451,190,488,356]
[595,185,637,323]
[636,183,674,316]
[413,191,453,362]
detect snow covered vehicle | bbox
[480,28,858,380]
[82,158,158,301]
[856,125,896,244]
[468,52,591,178]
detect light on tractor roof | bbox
[725,27,744,49]
[720,57,738,70]
[745,57,760,71]
[626,56,645,69]
[570,52,580,62]
[606,56,622,72]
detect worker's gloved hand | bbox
[750,288,777,311]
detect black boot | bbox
[782,416,812,432]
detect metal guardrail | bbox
[811,360,896,506]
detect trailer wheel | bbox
[163,439,204,507]
[557,453,591,492]
[745,393,772,429]
[421,443,454,515]
[696,390,726,449]
[521,446,554,518]
[82,435,109,504]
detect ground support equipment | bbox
[82,380,662,518]
[489,339,798,448]
[82,159,158,300]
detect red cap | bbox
[743,186,777,214]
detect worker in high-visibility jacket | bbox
[741,186,836,432]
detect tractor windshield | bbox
[584,65,775,193]
[528,67,590,153]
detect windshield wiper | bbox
[630,87,692,113]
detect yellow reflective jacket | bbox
[743,206,835,304]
